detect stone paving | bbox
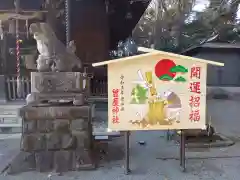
[0,99,240,180]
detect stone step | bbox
[0,111,18,118]
[0,106,23,116]
[0,103,24,108]
[0,103,24,116]
[0,104,23,130]
[0,117,22,127]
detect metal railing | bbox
[5,75,108,101]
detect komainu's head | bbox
[29,22,56,40]
[29,22,42,35]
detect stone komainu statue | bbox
[29,22,82,72]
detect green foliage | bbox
[170,65,188,73]
[174,76,186,82]
[136,84,148,98]
[159,74,173,80]
[130,84,148,104]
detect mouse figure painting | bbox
[92,48,224,131]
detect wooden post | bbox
[124,131,131,175]
[166,129,171,141]
[180,130,186,172]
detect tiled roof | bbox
[181,42,240,55]
[0,0,43,10]
[200,42,240,49]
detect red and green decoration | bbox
[155,59,188,82]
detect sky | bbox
[186,0,240,23]
[193,0,210,12]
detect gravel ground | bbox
[0,99,240,180]
[207,99,240,139]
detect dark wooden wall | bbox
[71,0,109,77]
[71,0,149,77]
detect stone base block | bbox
[54,151,73,172]
[19,105,93,121]
[26,92,85,106]
[35,151,54,172]
[70,118,89,131]
[37,120,54,133]
[31,72,87,93]
[45,132,61,150]
[72,150,96,171]
[72,130,92,149]
[21,131,91,151]
[23,119,37,133]
[21,128,92,151]
[62,133,76,149]
[21,133,46,152]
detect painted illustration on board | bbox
[129,59,186,128]
[155,59,188,82]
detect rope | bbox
[15,0,22,97]
[65,0,70,45]
[16,23,22,97]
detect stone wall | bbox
[16,104,95,173]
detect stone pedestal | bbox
[26,72,88,105]
[31,72,86,93]
[16,104,95,173]
[7,72,96,174]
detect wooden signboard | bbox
[92,47,224,131]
